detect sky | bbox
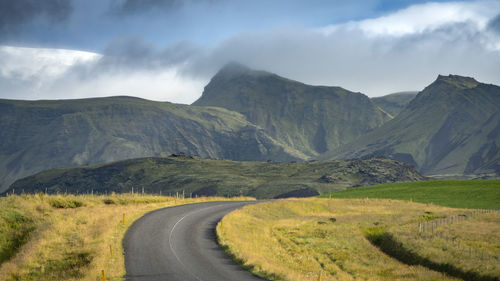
[0,0,499,103]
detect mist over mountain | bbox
[325,75,500,177]
[193,63,391,157]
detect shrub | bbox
[48,197,84,208]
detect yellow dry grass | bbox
[0,193,253,281]
[217,198,499,281]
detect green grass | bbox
[320,180,500,209]
[0,208,36,265]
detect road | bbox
[123,201,266,281]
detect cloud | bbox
[112,0,184,14]
[178,18,500,97]
[0,0,72,34]
[332,1,499,37]
[0,45,206,103]
[97,37,199,72]
[0,46,100,98]
[489,14,500,34]
[1,0,500,103]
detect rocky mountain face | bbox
[326,75,500,177]
[193,63,391,157]
[0,96,305,193]
[372,91,418,117]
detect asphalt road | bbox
[124,201,266,281]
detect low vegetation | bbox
[218,198,499,281]
[0,209,35,265]
[322,179,500,209]
[0,193,253,281]
[8,156,423,199]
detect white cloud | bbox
[0,45,207,103]
[322,1,500,37]
[50,67,207,103]
[0,46,100,79]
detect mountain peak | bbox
[219,62,251,73]
[435,74,479,89]
[214,62,275,81]
[215,62,254,78]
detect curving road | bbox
[123,201,266,281]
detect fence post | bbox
[317,270,323,281]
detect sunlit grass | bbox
[218,198,500,281]
[320,179,500,209]
[0,193,253,280]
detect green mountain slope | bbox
[372,91,418,117]
[324,75,500,177]
[7,156,424,199]
[193,63,391,157]
[0,96,305,193]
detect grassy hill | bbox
[321,179,500,209]
[324,75,500,177]
[0,96,306,193]
[6,156,424,199]
[193,63,391,157]
[371,91,418,117]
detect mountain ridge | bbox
[0,96,306,193]
[371,91,418,118]
[193,63,391,156]
[1,67,498,193]
[324,74,500,177]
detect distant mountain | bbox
[2,65,497,193]
[193,63,391,157]
[324,75,500,177]
[7,156,424,199]
[0,96,305,193]
[372,91,418,117]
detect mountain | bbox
[193,63,391,157]
[372,91,418,117]
[0,96,305,193]
[7,155,424,199]
[324,75,500,177]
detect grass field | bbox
[0,193,253,281]
[320,179,500,209]
[218,198,500,281]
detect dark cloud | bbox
[488,14,500,34]
[66,37,200,81]
[0,0,72,29]
[112,0,187,15]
